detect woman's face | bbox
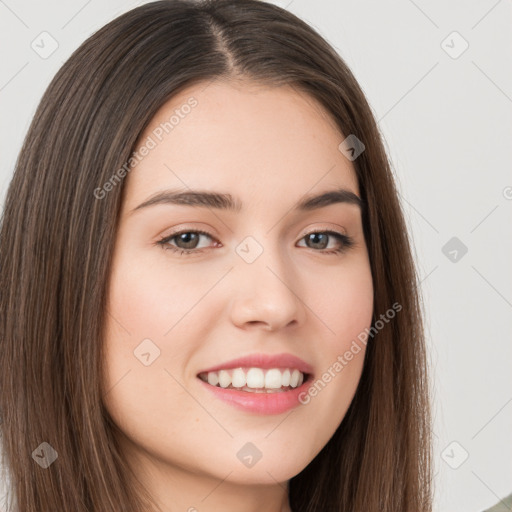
[102,79,373,493]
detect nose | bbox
[228,245,307,332]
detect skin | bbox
[102,79,374,512]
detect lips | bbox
[196,353,314,414]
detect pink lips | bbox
[196,352,314,415]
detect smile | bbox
[196,352,313,414]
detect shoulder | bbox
[482,493,512,512]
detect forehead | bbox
[122,79,359,211]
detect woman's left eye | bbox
[156,229,354,256]
[297,230,354,254]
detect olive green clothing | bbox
[482,493,512,512]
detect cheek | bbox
[307,256,374,344]
[106,245,215,341]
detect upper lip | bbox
[197,353,314,376]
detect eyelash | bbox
[156,229,354,256]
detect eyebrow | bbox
[130,187,364,215]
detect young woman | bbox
[0,1,432,510]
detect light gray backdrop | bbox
[0,1,511,511]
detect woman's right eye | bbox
[156,230,218,256]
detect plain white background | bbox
[0,1,511,511]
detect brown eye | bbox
[157,230,217,255]
[305,232,329,250]
[298,230,354,254]
[174,232,202,249]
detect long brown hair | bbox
[0,1,432,510]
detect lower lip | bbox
[197,377,312,415]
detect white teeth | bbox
[218,370,231,388]
[246,368,264,388]
[289,369,300,388]
[231,368,246,388]
[264,368,283,389]
[207,372,219,386]
[199,367,307,391]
